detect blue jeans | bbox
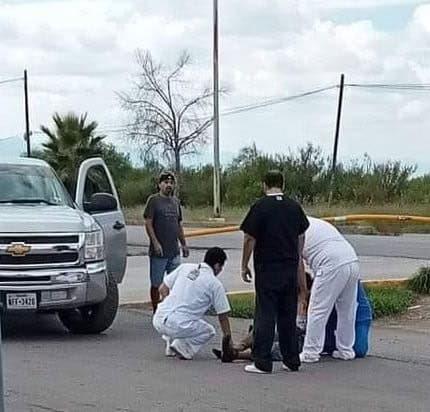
[149,255,181,287]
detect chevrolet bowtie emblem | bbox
[6,242,32,257]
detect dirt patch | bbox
[375,294,430,332]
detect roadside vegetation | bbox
[227,281,420,320]
[32,113,430,232]
[409,267,430,295]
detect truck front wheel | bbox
[58,274,119,334]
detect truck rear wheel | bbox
[58,274,119,334]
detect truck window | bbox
[0,165,74,207]
[83,165,114,204]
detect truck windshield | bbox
[0,164,74,207]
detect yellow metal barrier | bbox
[184,214,430,238]
[323,214,430,224]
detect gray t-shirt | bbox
[143,194,182,258]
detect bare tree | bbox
[119,50,214,179]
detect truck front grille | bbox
[0,276,51,283]
[0,233,82,269]
[0,235,79,244]
[0,252,79,265]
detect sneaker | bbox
[282,362,299,372]
[300,352,320,363]
[162,335,175,357]
[244,363,270,374]
[332,350,355,361]
[170,340,193,360]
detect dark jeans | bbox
[252,263,300,372]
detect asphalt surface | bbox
[120,226,430,304]
[3,309,430,412]
[126,226,430,261]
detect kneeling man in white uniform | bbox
[300,217,360,363]
[153,247,232,360]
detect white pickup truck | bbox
[0,157,127,333]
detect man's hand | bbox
[153,241,163,257]
[241,267,252,283]
[159,283,170,301]
[297,289,309,316]
[181,245,190,258]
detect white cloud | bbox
[0,0,430,172]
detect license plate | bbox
[6,293,37,309]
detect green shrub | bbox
[227,286,414,320]
[409,267,430,294]
[365,286,414,318]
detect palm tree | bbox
[41,112,105,193]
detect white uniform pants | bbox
[153,313,216,358]
[302,262,359,359]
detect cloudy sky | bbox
[1,0,430,172]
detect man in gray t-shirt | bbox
[144,171,189,312]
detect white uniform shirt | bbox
[303,217,358,274]
[156,263,231,321]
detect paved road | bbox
[120,226,430,304]
[3,309,429,411]
[126,225,430,260]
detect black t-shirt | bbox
[143,194,183,258]
[240,194,309,266]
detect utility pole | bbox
[328,73,345,205]
[24,69,31,157]
[212,0,221,217]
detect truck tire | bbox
[58,274,119,334]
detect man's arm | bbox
[241,233,256,283]
[178,222,189,258]
[144,218,163,256]
[218,312,232,337]
[297,234,309,308]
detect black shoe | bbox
[282,361,300,372]
[212,349,222,360]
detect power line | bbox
[0,77,23,86]
[220,85,338,116]
[347,83,430,91]
[98,81,430,134]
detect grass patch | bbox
[228,293,255,319]
[409,267,430,294]
[228,285,415,320]
[125,203,430,232]
[366,286,414,318]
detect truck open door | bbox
[75,158,127,284]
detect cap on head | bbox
[159,171,176,183]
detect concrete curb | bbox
[119,277,410,307]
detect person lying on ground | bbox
[152,247,233,360]
[213,280,372,362]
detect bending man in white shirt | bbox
[300,217,360,363]
[153,247,232,360]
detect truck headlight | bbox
[84,230,104,262]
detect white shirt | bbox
[303,217,358,274]
[156,263,231,321]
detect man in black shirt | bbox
[240,170,309,374]
[144,171,189,313]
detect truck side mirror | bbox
[85,193,117,214]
